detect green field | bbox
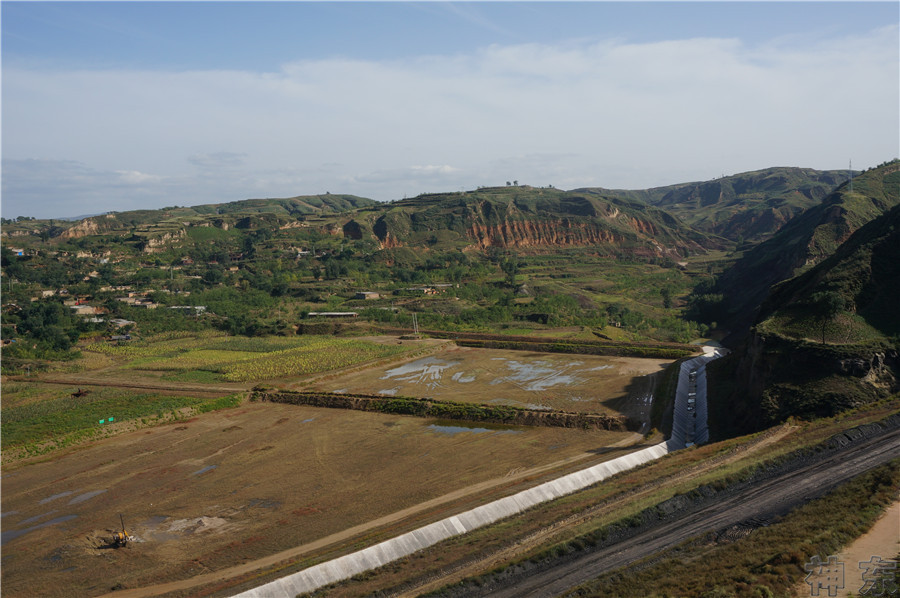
[83,333,412,382]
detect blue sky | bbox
[2,1,898,219]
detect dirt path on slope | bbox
[393,424,797,597]
[96,434,646,598]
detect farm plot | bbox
[0,401,636,598]
[83,334,413,383]
[307,344,673,415]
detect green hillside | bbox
[759,204,900,342]
[712,160,900,334]
[708,168,900,438]
[583,167,850,243]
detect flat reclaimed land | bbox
[304,344,672,416]
[0,400,638,598]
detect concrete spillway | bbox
[232,441,670,598]
[668,346,728,450]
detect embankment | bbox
[251,390,635,431]
[374,329,696,359]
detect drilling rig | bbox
[111,514,133,548]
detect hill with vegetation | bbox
[1,194,377,241]
[348,186,721,257]
[583,167,850,243]
[708,185,900,439]
[707,160,900,336]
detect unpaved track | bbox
[10,375,247,396]
[95,435,645,598]
[395,424,796,597]
[472,426,900,598]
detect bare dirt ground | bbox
[0,400,638,598]
[303,344,673,417]
[793,500,899,598]
[2,341,670,597]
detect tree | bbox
[809,291,845,344]
[660,287,673,309]
[500,255,519,287]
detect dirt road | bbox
[93,434,644,598]
[467,426,900,598]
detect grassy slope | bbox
[580,166,850,243]
[714,161,900,335]
[759,204,900,341]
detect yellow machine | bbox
[112,514,132,548]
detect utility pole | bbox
[849,160,853,193]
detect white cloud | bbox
[2,26,897,218]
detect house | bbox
[109,318,135,328]
[307,312,359,318]
[71,304,106,316]
[355,291,380,300]
[405,287,438,295]
[8,248,24,257]
[169,305,206,314]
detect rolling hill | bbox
[713,160,900,335]
[582,167,851,243]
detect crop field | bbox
[305,344,672,416]
[0,400,639,598]
[80,333,415,383]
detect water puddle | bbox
[0,511,19,519]
[451,372,476,383]
[332,389,347,394]
[39,491,74,505]
[20,510,58,526]
[426,421,523,437]
[1,515,78,546]
[381,357,459,389]
[378,388,399,396]
[192,465,217,476]
[68,490,107,505]
[141,515,170,527]
[498,360,584,391]
[590,365,613,371]
[301,418,315,423]
[427,424,492,436]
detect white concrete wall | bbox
[232,442,670,598]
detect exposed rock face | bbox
[59,218,103,239]
[373,218,403,249]
[143,230,186,253]
[719,330,899,435]
[467,219,622,249]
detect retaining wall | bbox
[255,390,634,431]
[232,442,670,598]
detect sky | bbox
[2,1,898,220]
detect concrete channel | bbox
[232,347,727,597]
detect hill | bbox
[581,167,851,243]
[354,186,721,257]
[708,180,900,439]
[712,160,900,336]
[2,194,377,241]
